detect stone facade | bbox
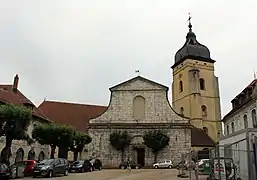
[88,76,191,167]
[0,120,49,165]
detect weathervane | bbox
[188,12,192,31]
[135,70,140,76]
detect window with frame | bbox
[179,81,183,92]
[226,125,229,135]
[200,78,205,90]
[243,114,248,128]
[201,105,207,117]
[224,145,232,158]
[252,109,257,128]
[231,122,235,133]
[180,107,184,115]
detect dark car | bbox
[32,158,69,178]
[93,159,102,170]
[69,160,93,173]
[119,161,141,169]
[0,163,10,180]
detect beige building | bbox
[88,76,214,167]
[171,22,222,142]
[0,75,50,164]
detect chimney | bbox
[13,74,19,93]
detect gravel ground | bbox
[23,169,208,180]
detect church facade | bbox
[88,76,191,167]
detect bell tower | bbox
[171,17,222,142]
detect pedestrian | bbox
[127,158,131,172]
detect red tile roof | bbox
[0,84,50,122]
[38,101,107,132]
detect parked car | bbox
[0,163,10,180]
[9,160,36,177]
[197,159,209,166]
[69,160,93,173]
[93,159,102,170]
[153,160,173,169]
[119,161,141,169]
[32,158,69,178]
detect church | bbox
[87,21,222,167]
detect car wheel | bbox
[64,169,68,176]
[135,165,139,169]
[154,165,159,169]
[81,168,85,173]
[99,166,102,170]
[48,170,53,178]
[168,165,172,169]
[121,165,125,169]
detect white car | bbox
[197,159,209,166]
[153,160,173,169]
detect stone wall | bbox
[0,137,49,165]
[88,127,191,168]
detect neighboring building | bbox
[38,101,106,160]
[219,79,257,180]
[0,75,50,164]
[171,21,222,142]
[88,76,215,167]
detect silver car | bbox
[153,160,173,169]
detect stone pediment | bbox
[109,76,168,91]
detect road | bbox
[24,169,208,180]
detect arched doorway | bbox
[38,151,45,162]
[15,148,24,163]
[28,148,36,160]
[131,135,145,166]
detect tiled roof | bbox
[0,85,50,122]
[38,101,107,132]
[191,127,216,147]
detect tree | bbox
[143,130,170,162]
[109,131,132,162]
[0,104,33,165]
[32,123,75,159]
[70,131,92,161]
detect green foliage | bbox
[109,131,132,152]
[0,104,33,165]
[70,131,92,153]
[32,123,75,148]
[0,104,33,143]
[143,130,170,161]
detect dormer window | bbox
[23,103,34,110]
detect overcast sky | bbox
[1,0,257,117]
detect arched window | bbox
[243,114,248,128]
[203,127,208,134]
[200,78,205,90]
[180,107,184,115]
[226,124,229,135]
[231,122,235,133]
[201,105,207,117]
[133,96,145,120]
[179,81,183,92]
[252,109,257,128]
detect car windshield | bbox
[72,161,83,165]
[38,159,54,165]
[0,163,8,170]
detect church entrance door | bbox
[136,148,145,166]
